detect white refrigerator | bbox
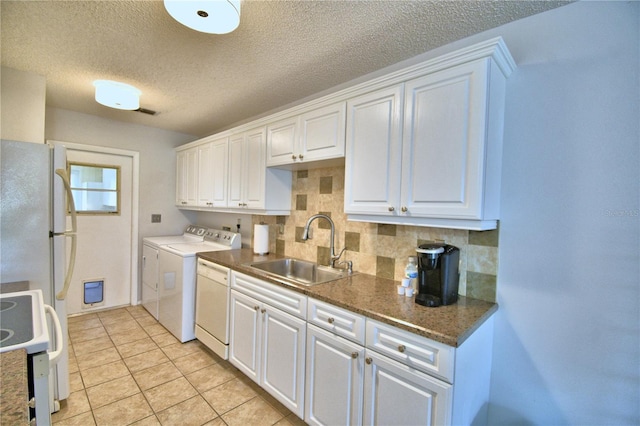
[0,139,77,412]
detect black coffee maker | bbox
[415,243,460,307]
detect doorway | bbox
[59,142,139,315]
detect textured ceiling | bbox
[1,1,569,138]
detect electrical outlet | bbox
[151,214,161,223]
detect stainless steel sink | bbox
[246,258,351,286]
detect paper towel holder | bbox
[253,223,270,255]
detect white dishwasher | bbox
[195,258,231,359]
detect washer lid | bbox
[163,241,231,256]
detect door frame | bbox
[48,140,140,306]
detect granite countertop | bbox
[0,349,28,425]
[198,249,498,347]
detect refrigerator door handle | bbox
[54,168,77,301]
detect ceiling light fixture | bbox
[93,80,141,110]
[164,0,241,34]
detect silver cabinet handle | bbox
[327,317,335,324]
[398,345,406,353]
[401,206,408,212]
[351,352,358,359]
[365,357,372,365]
[292,155,297,160]
[254,305,260,311]
[299,154,304,160]
[261,308,266,314]
[388,206,395,212]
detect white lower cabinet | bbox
[229,290,261,382]
[229,273,307,418]
[229,281,493,425]
[363,349,452,426]
[305,324,365,426]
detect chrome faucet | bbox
[302,214,346,268]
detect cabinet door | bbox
[176,150,186,205]
[299,101,346,162]
[261,305,306,418]
[229,290,261,384]
[210,137,229,207]
[228,132,245,208]
[176,147,198,206]
[305,324,364,426]
[244,127,266,209]
[344,85,403,215]
[267,117,299,167]
[363,350,452,426]
[401,60,488,219]
[197,142,214,207]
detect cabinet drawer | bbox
[366,319,454,383]
[307,298,365,345]
[231,271,307,319]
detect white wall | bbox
[45,107,197,239]
[468,2,639,424]
[45,107,198,300]
[1,66,46,143]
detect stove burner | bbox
[0,329,15,345]
[0,300,17,313]
[0,295,34,350]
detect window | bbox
[69,162,120,214]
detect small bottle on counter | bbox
[404,256,418,293]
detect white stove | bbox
[0,290,63,424]
[0,290,49,354]
[157,229,241,342]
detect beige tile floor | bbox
[52,305,306,426]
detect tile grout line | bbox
[65,307,297,425]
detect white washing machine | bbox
[141,226,207,319]
[158,228,241,342]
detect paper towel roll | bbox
[253,224,269,255]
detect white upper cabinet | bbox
[400,59,496,221]
[344,85,404,215]
[177,126,291,215]
[267,102,346,169]
[299,102,346,163]
[266,117,299,167]
[228,127,266,210]
[344,40,515,230]
[228,127,292,213]
[197,136,228,208]
[175,38,513,225]
[176,146,198,207]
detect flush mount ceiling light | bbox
[164,0,241,34]
[93,80,141,110]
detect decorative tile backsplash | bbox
[252,165,499,302]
